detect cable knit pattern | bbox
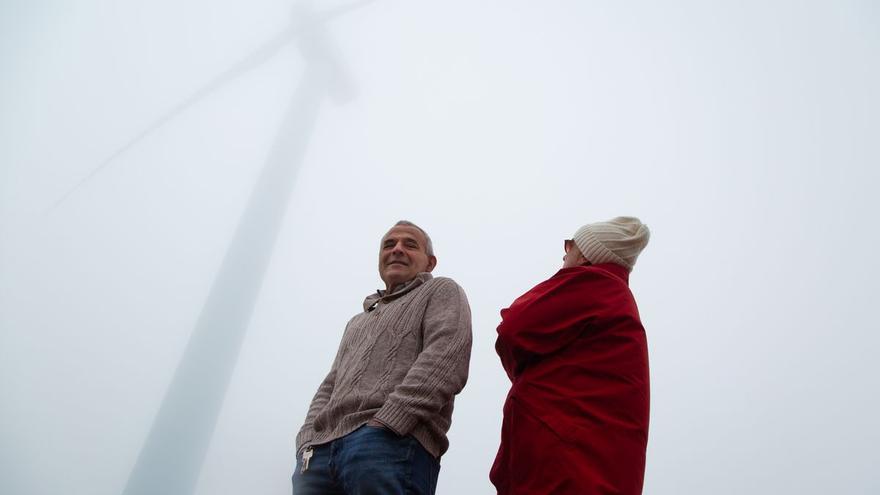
[295,273,472,458]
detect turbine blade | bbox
[47,28,294,213]
[47,0,377,213]
[316,0,378,23]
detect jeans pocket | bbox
[350,425,415,463]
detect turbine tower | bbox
[63,3,373,494]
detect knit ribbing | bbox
[572,216,650,271]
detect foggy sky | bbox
[2,1,879,494]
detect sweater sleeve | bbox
[295,351,341,453]
[373,279,473,436]
[496,268,625,374]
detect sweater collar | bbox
[363,272,433,311]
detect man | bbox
[293,220,472,495]
[490,216,651,495]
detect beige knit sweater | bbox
[295,273,472,458]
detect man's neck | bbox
[383,276,421,295]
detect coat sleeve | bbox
[373,279,473,436]
[496,269,625,374]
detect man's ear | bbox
[426,256,437,272]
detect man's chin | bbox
[383,272,414,287]
[384,265,410,276]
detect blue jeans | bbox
[292,425,440,495]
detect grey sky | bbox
[2,1,879,494]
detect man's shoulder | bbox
[424,276,467,296]
[426,275,460,287]
[419,277,471,313]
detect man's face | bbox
[379,225,437,290]
[562,239,587,268]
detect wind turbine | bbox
[51,2,376,494]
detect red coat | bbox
[490,263,650,495]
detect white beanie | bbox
[572,216,650,272]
